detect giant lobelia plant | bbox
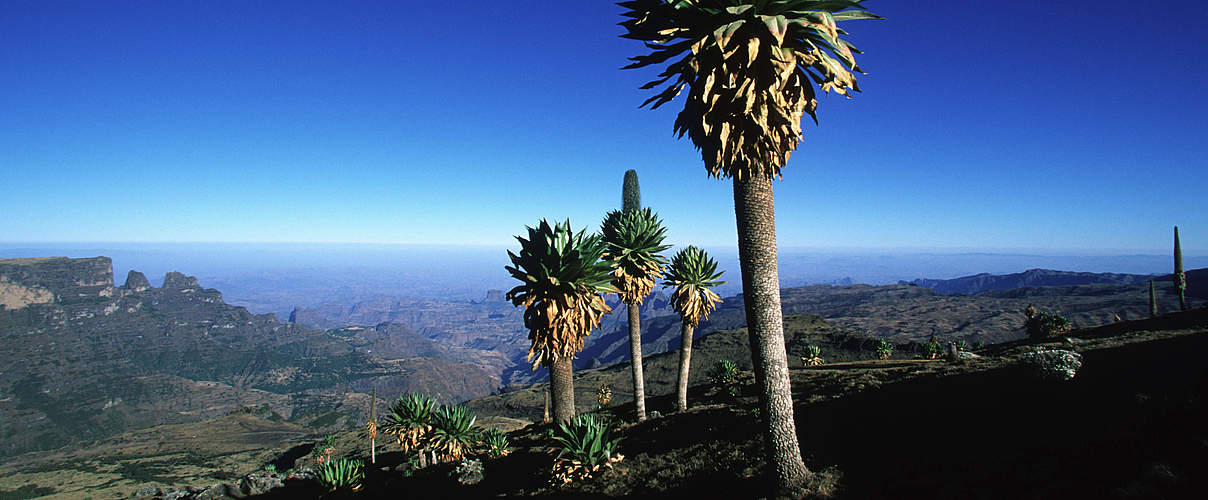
[600,207,670,421]
[506,219,614,424]
[662,245,725,411]
[619,0,882,495]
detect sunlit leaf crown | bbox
[600,208,671,304]
[620,0,881,180]
[662,245,725,326]
[382,393,437,453]
[506,219,614,368]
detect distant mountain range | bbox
[293,267,1207,385]
[900,268,1157,294]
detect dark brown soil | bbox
[250,309,1208,499]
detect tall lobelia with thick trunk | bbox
[663,246,725,412]
[506,220,614,424]
[601,207,670,421]
[619,0,881,495]
[1174,226,1186,311]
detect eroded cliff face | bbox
[0,257,499,458]
[0,257,114,309]
[0,279,54,310]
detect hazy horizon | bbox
[3,241,1203,318]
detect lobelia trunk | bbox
[1149,280,1158,318]
[548,357,577,425]
[676,321,694,412]
[1174,226,1187,311]
[628,301,647,421]
[733,174,812,496]
[543,387,551,423]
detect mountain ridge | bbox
[0,257,502,458]
[901,268,1156,294]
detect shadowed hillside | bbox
[0,257,502,458]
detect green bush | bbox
[921,337,942,359]
[311,434,337,466]
[802,345,823,366]
[709,359,740,396]
[550,413,622,483]
[875,339,893,360]
[1025,308,1072,339]
[954,339,969,352]
[596,384,613,408]
[315,458,363,493]
[480,428,511,459]
[262,463,277,475]
[428,405,478,463]
[381,393,437,454]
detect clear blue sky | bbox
[2,0,1205,253]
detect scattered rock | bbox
[132,483,163,498]
[1021,348,1083,381]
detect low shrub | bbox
[452,458,484,486]
[709,360,740,396]
[480,428,511,459]
[596,384,612,408]
[382,393,438,454]
[875,339,893,360]
[315,458,363,493]
[550,413,623,484]
[428,405,478,463]
[1025,305,1073,339]
[921,337,942,359]
[802,345,824,366]
[312,435,337,466]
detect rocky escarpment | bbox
[0,256,113,309]
[0,257,500,458]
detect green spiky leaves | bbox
[600,208,671,305]
[550,413,624,483]
[507,219,614,369]
[381,393,437,453]
[619,0,881,180]
[316,458,363,492]
[662,245,725,326]
[428,405,478,463]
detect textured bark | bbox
[548,357,576,425]
[733,174,812,496]
[676,321,694,412]
[627,302,647,421]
